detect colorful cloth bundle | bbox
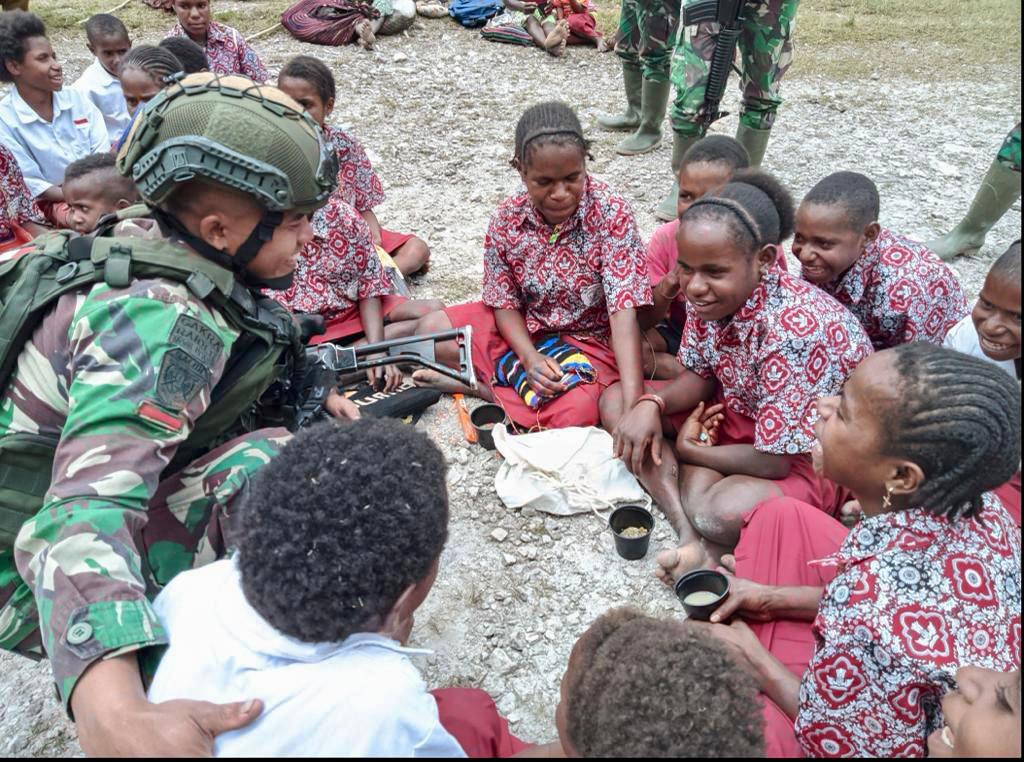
[281,0,380,46]
[495,335,597,409]
[481,12,533,45]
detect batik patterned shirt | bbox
[481,176,651,343]
[795,495,1021,757]
[678,269,873,455]
[269,196,391,319]
[811,229,968,350]
[167,21,268,82]
[322,125,386,214]
[0,145,43,243]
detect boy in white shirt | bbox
[71,14,132,145]
[943,240,1020,381]
[0,11,108,227]
[148,419,528,758]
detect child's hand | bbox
[524,351,567,397]
[678,401,725,448]
[325,389,361,420]
[382,363,403,393]
[656,271,682,301]
[521,1,537,11]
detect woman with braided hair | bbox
[699,343,1021,757]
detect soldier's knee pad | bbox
[739,101,780,131]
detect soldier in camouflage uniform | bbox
[928,123,1022,260]
[597,0,681,156]
[655,0,799,220]
[0,72,357,754]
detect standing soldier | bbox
[928,123,1022,260]
[655,0,799,220]
[597,0,681,156]
[0,73,359,754]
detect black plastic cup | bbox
[608,505,655,560]
[674,569,730,621]
[471,404,507,450]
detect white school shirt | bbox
[148,559,467,758]
[71,59,131,145]
[0,87,108,198]
[943,314,1018,379]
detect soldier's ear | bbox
[196,212,232,252]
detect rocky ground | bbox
[0,4,1020,755]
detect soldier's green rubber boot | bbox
[616,78,672,156]
[597,63,643,131]
[735,123,772,168]
[654,133,699,221]
[926,159,1022,260]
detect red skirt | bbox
[445,301,621,430]
[0,223,33,254]
[650,382,850,516]
[992,472,1021,527]
[308,295,408,345]
[431,688,529,758]
[379,227,414,255]
[566,11,599,43]
[733,497,849,757]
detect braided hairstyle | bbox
[279,55,335,104]
[0,10,46,83]
[512,100,592,168]
[119,44,182,86]
[680,134,751,173]
[802,170,880,231]
[158,37,209,74]
[565,607,764,757]
[681,171,794,252]
[883,342,1021,520]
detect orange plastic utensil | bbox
[454,393,478,444]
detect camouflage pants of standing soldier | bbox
[614,0,681,81]
[996,123,1022,172]
[0,427,291,658]
[670,0,799,135]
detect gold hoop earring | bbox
[882,483,894,510]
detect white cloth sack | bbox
[493,425,652,516]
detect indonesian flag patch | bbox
[137,400,184,433]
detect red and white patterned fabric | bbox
[811,229,968,350]
[795,495,1022,758]
[678,269,873,456]
[166,21,268,83]
[481,176,652,343]
[268,196,391,319]
[0,144,43,243]
[322,125,385,214]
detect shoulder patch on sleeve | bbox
[169,314,224,368]
[156,348,210,411]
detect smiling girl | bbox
[602,174,872,582]
[413,101,651,429]
[166,0,267,83]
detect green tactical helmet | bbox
[116,73,337,214]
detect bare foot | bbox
[543,20,568,57]
[355,19,376,49]
[654,540,711,586]
[411,368,473,395]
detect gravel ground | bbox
[0,9,1020,756]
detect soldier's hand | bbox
[72,654,262,756]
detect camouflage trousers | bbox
[670,0,799,135]
[997,123,1021,173]
[0,428,290,658]
[614,0,682,81]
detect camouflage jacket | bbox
[0,221,240,708]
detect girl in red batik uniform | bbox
[0,143,46,252]
[166,0,267,82]
[793,171,968,350]
[278,56,432,277]
[412,101,651,430]
[603,173,873,583]
[697,344,1021,758]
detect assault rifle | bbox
[681,0,749,129]
[284,325,476,429]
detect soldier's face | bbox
[230,204,315,282]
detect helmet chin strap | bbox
[151,206,295,290]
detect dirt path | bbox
[0,14,1019,756]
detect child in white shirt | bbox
[148,419,527,758]
[943,240,1020,381]
[71,14,131,145]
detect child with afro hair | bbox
[556,607,766,757]
[147,419,526,757]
